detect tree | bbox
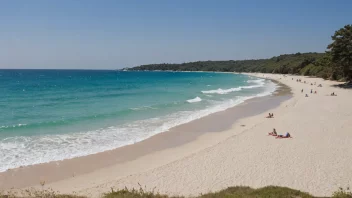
[327,24,352,81]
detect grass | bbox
[332,188,352,198]
[198,186,314,198]
[1,186,351,198]
[102,186,317,198]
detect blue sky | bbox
[1,0,351,69]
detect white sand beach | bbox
[2,73,352,197]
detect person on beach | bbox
[301,89,303,93]
[310,89,313,94]
[305,94,308,97]
[266,113,273,118]
[314,91,317,94]
[269,128,277,136]
[331,92,337,96]
[277,132,291,138]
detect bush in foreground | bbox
[102,186,352,198]
[1,186,352,198]
[332,188,352,198]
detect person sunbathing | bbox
[268,128,277,136]
[276,132,292,138]
[266,113,274,118]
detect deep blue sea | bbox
[0,70,276,171]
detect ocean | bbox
[0,70,276,172]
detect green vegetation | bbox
[332,188,352,198]
[195,186,313,198]
[327,25,352,81]
[128,24,352,82]
[1,186,352,198]
[103,186,352,198]
[129,52,333,79]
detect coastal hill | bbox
[128,52,336,80]
[128,24,351,82]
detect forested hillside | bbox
[128,52,337,79]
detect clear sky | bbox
[1,0,351,69]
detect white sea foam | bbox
[202,78,266,95]
[187,97,202,103]
[0,78,277,172]
[201,87,242,94]
[255,80,277,97]
[130,106,157,111]
[0,123,27,129]
[247,79,264,84]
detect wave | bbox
[255,80,277,97]
[187,97,202,103]
[0,124,27,129]
[247,79,265,84]
[201,78,266,95]
[201,87,241,94]
[0,106,159,133]
[130,106,157,111]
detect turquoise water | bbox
[0,70,276,171]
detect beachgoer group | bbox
[266,113,274,118]
[268,128,291,139]
[265,112,291,139]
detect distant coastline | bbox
[125,52,347,81]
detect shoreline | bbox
[0,71,261,173]
[0,78,290,190]
[1,73,351,197]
